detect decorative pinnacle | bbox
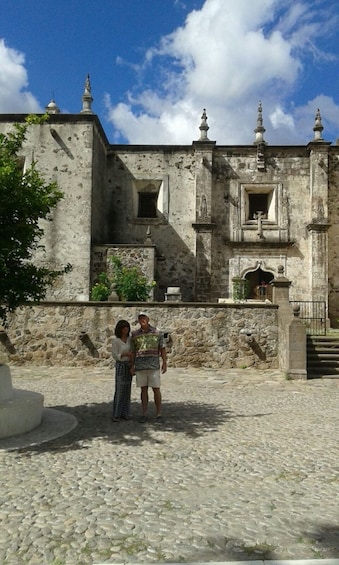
[45,98,60,114]
[313,108,324,141]
[253,101,266,145]
[198,109,210,141]
[80,74,93,114]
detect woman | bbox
[112,320,133,421]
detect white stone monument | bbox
[0,364,44,439]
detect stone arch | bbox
[243,265,274,300]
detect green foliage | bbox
[90,273,111,301]
[0,115,70,322]
[112,256,155,301]
[232,277,249,302]
[91,256,156,302]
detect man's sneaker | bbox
[155,416,164,424]
[139,415,147,423]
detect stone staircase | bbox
[307,334,339,378]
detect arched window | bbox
[245,267,273,300]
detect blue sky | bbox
[1,0,339,145]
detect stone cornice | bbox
[229,241,295,249]
[192,222,216,232]
[306,222,330,232]
[307,141,332,153]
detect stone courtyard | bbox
[0,365,338,565]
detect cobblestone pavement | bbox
[0,365,338,565]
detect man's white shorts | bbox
[135,369,161,388]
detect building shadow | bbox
[299,523,339,558]
[9,399,271,454]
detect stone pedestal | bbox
[165,287,182,301]
[0,364,44,439]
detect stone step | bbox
[307,362,339,373]
[308,344,339,351]
[308,369,339,378]
[307,335,339,378]
[308,353,339,360]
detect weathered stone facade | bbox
[1,86,339,324]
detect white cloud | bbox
[270,106,295,131]
[105,94,197,144]
[107,0,339,145]
[0,39,42,113]
[294,95,339,141]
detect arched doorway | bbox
[245,267,274,300]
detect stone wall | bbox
[0,115,108,302]
[0,302,278,370]
[29,119,96,301]
[107,148,197,301]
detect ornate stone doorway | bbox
[245,267,274,300]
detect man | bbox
[131,312,167,423]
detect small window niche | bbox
[241,184,278,225]
[133,179,163,222]
[248,193,269,220]
[138,190,158,218]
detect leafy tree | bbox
[0,115,70,323]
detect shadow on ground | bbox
[298,523,339,558]
[10,399,271,454]
[171,524,339,561]
[160,523,339,561]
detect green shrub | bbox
[232,277,249,302]
[90,273,111,301]
[90,256,155,302]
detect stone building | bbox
[1,76,339,325]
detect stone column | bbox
[307,141,331,308]
[307,222,330,304]
[192,223,215,301]
[271,265,306,377]
[192,141,216,301]
[287,305,307,380]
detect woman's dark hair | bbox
[115,320,130,338]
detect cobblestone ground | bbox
[0,365,338,565]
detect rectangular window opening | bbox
[248,194,268,220]
[138,192,158,218]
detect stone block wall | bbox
[0,303,278,370]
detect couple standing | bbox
[111,312,167,423]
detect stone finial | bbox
[145,225,153,243]
[312,108,324,141]
[292,304,301,317]
[277,264,285,276]
[80,74,93,114]
[45,98,60,115]
[198,109,210,141]
[253,101,266,145]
